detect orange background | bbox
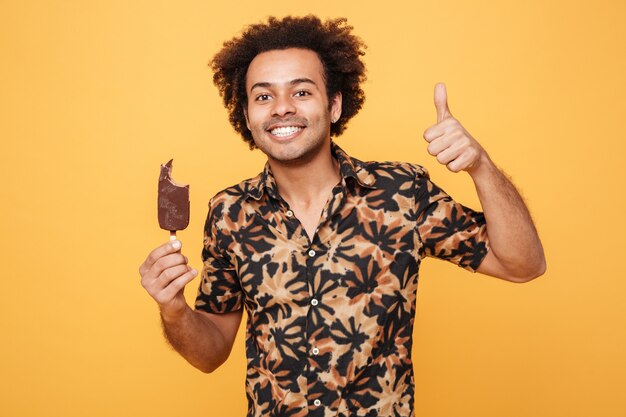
[1,1,624,416]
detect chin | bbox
[268,149,312,164]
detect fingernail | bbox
[171,240,181,250]
[192,269,198,275]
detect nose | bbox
[271,94,296,117]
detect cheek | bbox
[246,109,263,129]
[303,102,329,120]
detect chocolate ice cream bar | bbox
[158,159,189,238]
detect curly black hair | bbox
[211,15,367,149]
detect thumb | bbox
[434,82,452,123]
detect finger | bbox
[427,135,454,156]
[449,147,481,172]
[159,264,191,283]
[141,253,188,289]
[423,115,458,142]
[143,263,190,292]
[434,82,452,123]
[423,124,446,143]
[447,152,474,172]
[436,145,463,166]
[140,240,183,273]
[151,252,188,277]
[158,268,199,302]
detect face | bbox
[244,48,342,165]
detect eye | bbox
[255,94,271,101]
[294,90,311,97]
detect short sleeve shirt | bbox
[195,143,490,417]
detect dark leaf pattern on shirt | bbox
[195,144,489,417]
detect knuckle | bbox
[152,259,163,272]
[162,268,176,281]
[154,257,169,271]
[171,278,185,292]
[166,281,180,295]
[169,279,187,295]
[147,252,158,265]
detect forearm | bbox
[469,153,546,279]
[160,306,230,373]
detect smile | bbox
[269,126,303,137]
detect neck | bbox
[268,141,340,205]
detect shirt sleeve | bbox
[194,197,243,313]
[414,167,490,272]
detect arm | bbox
[423,83,546,282]
[161,306,242,373]
[139,240,242,373]
[467,154,546,282]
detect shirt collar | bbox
[245,142,377,201]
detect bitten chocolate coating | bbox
[158,159,190,231]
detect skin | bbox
[244,48,343,239]
[423,83,546,282]
[138,240,242,373]
[138,48,546,374]
[244,48,341,166]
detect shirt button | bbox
[308,249,316,257]
[312,347,319,355]
[313,399,321,406]
[286,210,294,217]
[311,298,319,306]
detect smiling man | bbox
[139,15,546,417]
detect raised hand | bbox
[423,83,487,173]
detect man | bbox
[139,15,545,417]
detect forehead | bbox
[245,48,326,90]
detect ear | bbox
[330,92,342,123]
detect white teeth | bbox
[270,126,302,137]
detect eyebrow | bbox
[249,78,318,92]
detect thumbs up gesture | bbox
[423,83,487,173]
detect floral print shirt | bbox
[195,143,490,417]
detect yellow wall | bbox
[1,1,624,416]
